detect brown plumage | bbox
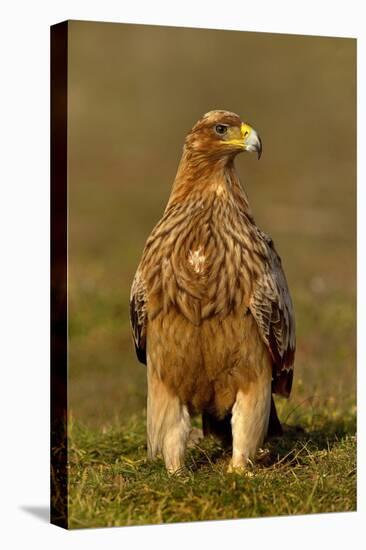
[130,110,295,472]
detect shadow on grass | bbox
[183,416,356,472]
[265,416,355,469]
[69,410,356,477]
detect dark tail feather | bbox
[267,395,283,438]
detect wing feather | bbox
[129,269,147,365]
[249,231,296,397]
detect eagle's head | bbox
[185,110,262,161]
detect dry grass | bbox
[68,398,356,528]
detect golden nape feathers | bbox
[130,110,295,473]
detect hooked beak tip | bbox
[257,135,262,160]
[242,123,262,160]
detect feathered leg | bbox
[228,364,272,472]
[203,395,282,449]
[147,360,191,473]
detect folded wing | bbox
[129,269,147,365]
[249,231,296,397]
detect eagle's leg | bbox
[228,364,272,472]
[147,361,191,474]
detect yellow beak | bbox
[241,123,262,159]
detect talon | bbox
[256,448,271,464]
[167,466,186,477]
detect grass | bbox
[68,398,356,529]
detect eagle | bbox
[130,110,295,473]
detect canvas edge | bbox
[50,20,69,530]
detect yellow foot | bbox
[187,427,204,448]
[227,460,254,476]
[166,465,186,477]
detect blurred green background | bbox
[68,21,356,427]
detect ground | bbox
[68,400,356,528]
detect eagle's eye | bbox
[215,124,228,136]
